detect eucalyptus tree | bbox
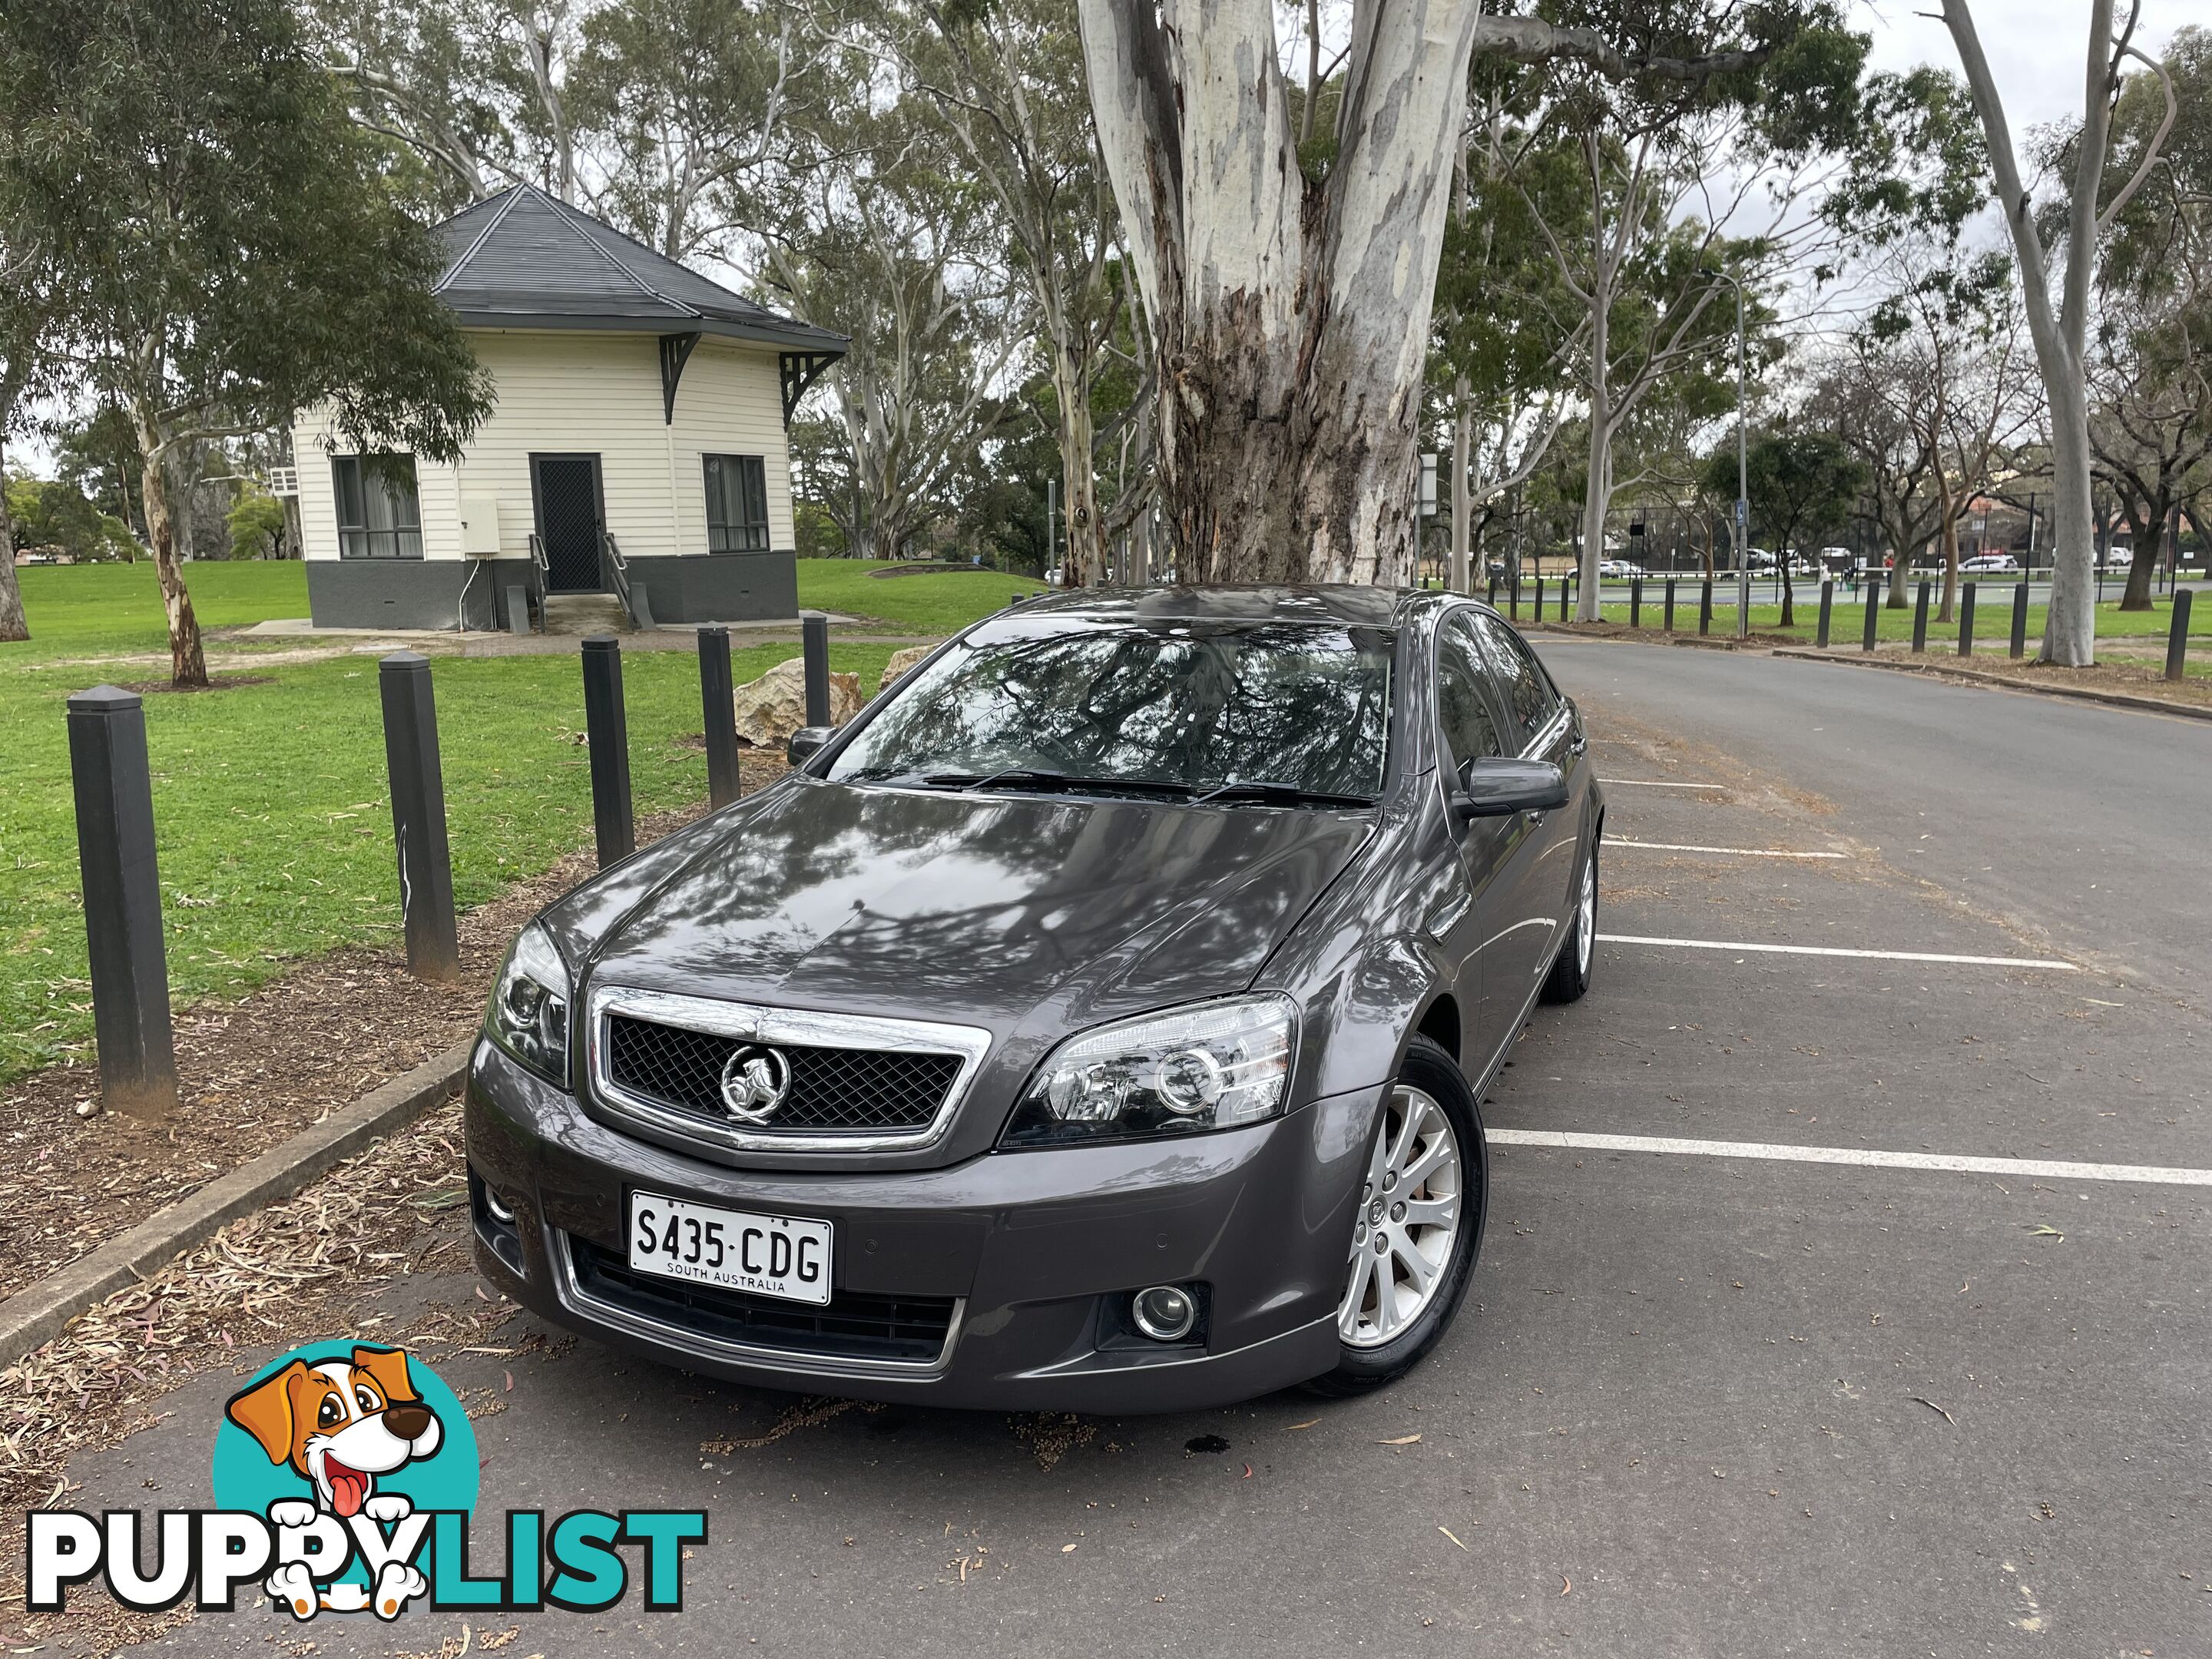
[1074,0,1859,585]
[0,0,491,685]
[1704,426,1864,627]
[855,0,1142,586]
[764,94,1028,563]
[1938,0,2181,664]
[566,0,797,260]
[2085,26,2212,612]
[1485,3,1870,620]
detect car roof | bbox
[1004,584,1418,628]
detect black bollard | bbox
[581,635,635,867]
[1959,581,1977,656]
[1699,578,1713,635]
[1863,584,1879,651]
[378,654,461,984]
[697,626,741,810]
[1912,581,1931,654]
[2167,589,2194,682]
[1560,575,1571,622]
[1488,575,1500,607]
[800,610,833,727]
[2009,582,2030,659]
[1534,575,1545,622]
[66,687,178,1118]
[1664,579,1677,632]
[1631,578,1643,628]
[1816,580,1834,647]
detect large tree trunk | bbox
[1942,0,2119,667]
[1078,0,1481,585]
[0,431,28,643]
[1051,336,1107,587]
[2118,509,2161,611]
[128,401,209,687]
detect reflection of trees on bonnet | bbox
[833,621,1394,799]
[599,780,1372,1012]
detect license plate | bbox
[628,1192,833,1306]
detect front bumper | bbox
[464,1039,1379,1412]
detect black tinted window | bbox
[1435,619,1505,772]
[1470,614,1558,747]
[830,620,1393,797]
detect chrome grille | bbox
[604,1015,964,1134]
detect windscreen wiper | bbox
[921,768,1196,800]
[1188,780,1377,809]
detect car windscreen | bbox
[827,619,1394,800]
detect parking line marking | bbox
[1487,1128,2212,1188]
[1605,839,1847,859]
[1597,932,2079,971]
[1601,779,1727,790]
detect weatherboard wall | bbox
[292,328,799,626]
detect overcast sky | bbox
[1856,1,2197,130]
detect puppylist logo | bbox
[26,1340,705,1622]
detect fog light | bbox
[483,1187,516,1225]
[1131,1284,1196,1342]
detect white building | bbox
[290,184,845,631]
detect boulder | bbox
[877,644,935,695]
[732,656,863,747]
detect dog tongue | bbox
[326,1461,369,1518]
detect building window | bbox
[703,453,770,551]
[332,455,424,560]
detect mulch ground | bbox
[0,753,787,1306]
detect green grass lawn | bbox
[0,555,1037,1082]
[5,556,1042,664]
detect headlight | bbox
[999,995,1298,1148]
[484,922,571,1087]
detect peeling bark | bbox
[127,397,208,688]
[1078,0,1481,584]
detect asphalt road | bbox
[60,641,2212,1658]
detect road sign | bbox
[1419,453,1439,519]
[1734,498,1748,526]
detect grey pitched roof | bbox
[430,185,846,356]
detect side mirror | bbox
[786,725,834,767]
[1450,757,1569,820]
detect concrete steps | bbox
[540,593,634,635]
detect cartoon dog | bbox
[225,1346,442,1620]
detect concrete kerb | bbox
[0,1038,474,1366]
[1770,647,2212,723]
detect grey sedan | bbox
[466,584,1601,1409]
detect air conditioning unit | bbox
[267,466,299,497]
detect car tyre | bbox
[1539,833,1597,1005]
[1303,1035,1488,1399]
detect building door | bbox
[529,454,605,593]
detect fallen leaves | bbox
[1910,1396,1955,1426]
[1377,1433,1422,1445]
[1439,1526,1467,1551]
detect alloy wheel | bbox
[1577,852,1596,977]
[1339,1084,1463,1348]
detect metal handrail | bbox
[603,528,641,627]
[525,532,551,631]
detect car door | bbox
[1432,611,1538,1071]
[1466,611,1581,1022]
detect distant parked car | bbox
[1959,553,2018,573]
[2101,548,2134,569]
[1596,558,1645,578]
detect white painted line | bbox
[1597,932,2079,971]
[1488,1128,2212,1188]
[1606,838,1847,860]
[1601,779,1727,790]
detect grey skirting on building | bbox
[304,551,799,631]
